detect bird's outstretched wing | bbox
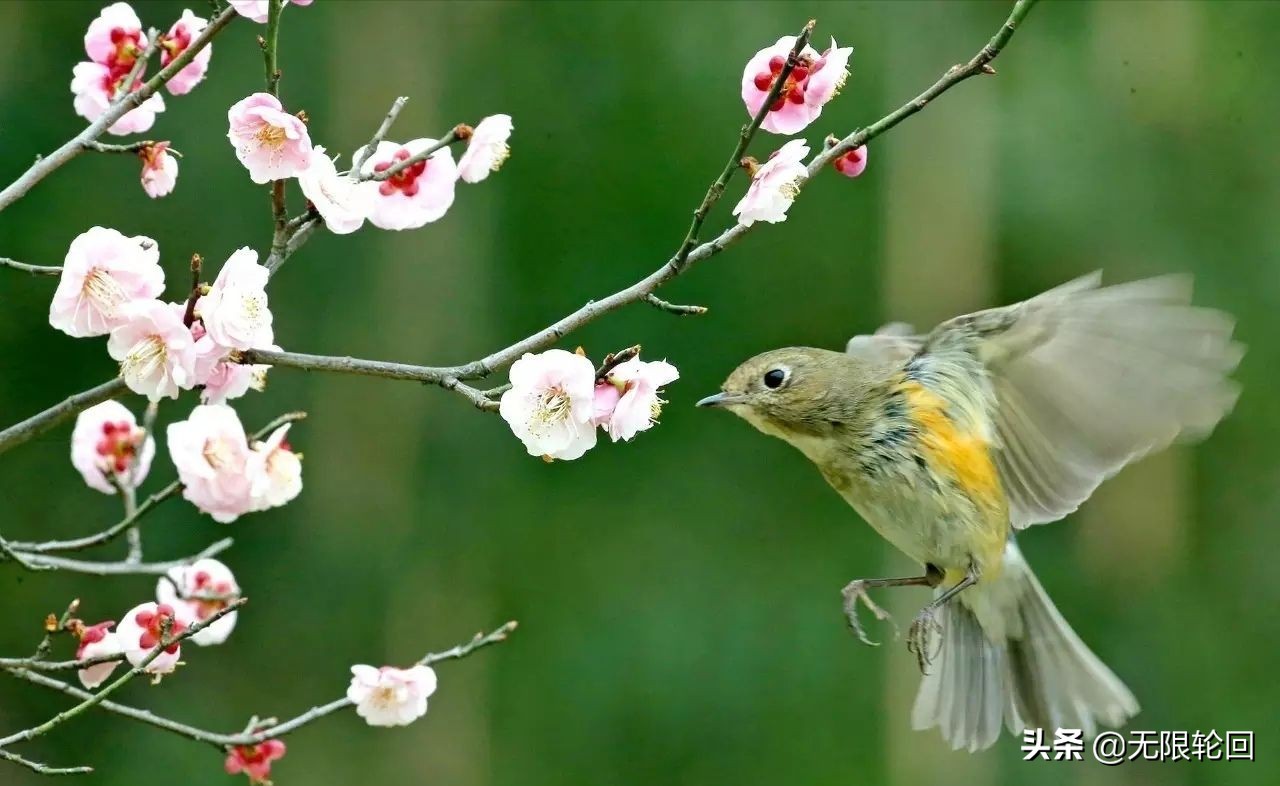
[912,273,1242,529]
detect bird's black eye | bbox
[763,368,788,389]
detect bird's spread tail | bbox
[910,544,1139,751]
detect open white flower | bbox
[71,399,156,494]
[457,114,513,183]
[498,349,598,460]
[76,621,122,689]
[298,146,375,234]
[106,300,199,401]
[156,559,242,646]
[346,664,438,727]
[49,227,164,337]
[250,423,302,510]
[114,602,186,675]
[732,139,810,226]
[199,248,274,351]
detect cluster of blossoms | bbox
[499,349,679,461]
[732,35,868,226]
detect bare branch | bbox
[362,127,467,183]
[15,537,234,576]
[350,96,408,177]
[0,748,92,776]
[645,294,708,315]
[0,258,61,276]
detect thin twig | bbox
[595,346,641,380]
[82,140,154,154]
[361,128,465,182]
[350,96,408,178]
[645,294,708,315]
[16,538,234,576]
[31,600,81,662]
[181,254,203,328]
[0,748,92,776]
[0,258,61,276]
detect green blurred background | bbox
[1,1,1276,784]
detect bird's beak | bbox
[696,391,744,408]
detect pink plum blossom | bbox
[297,147,375,234]
[49,226,163,337]
[742,36,852,135]
[833,144,868,178]
[499,349,598,460]
[84,2,145,71]
[457,114,513,184]
[197,248,274,351]
[76,621,122,689]
[140,142,179,198]
[114,602,186,675]
[107,300,199,400]
[166,404,256,522]
[155,559,240,646]
[249,424,302,510]
[159,9,212,95]
[71,62,166,136]
[592,357,679,442]
[227,93,312,184]
[227,0,312,24]
[199,352,270,404]
[732,139,810,227]
[346,664,437,727]
[225,740,286,784]
[71,400,155,494]
[356,139,458,231]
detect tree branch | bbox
[0,378,128,457]
[14,537,234,576]
[0,258,61,276]
[0,748,92,777]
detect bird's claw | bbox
[841,579,897,646]
[906,607,943,674]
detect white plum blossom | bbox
[76,621,122,689]
[592,357,680,442]
[346,664,438,727]
[457,114,513,184]
[249,424,302,510]
[114,602,186,675]
[49,227,164,337]
[156,559,241,646]
[297,147,376,235]
[228,0,313,24]
[227,93,312,184]
[107,300,199,401]
[70,63,165,137]
[70,400,155,494]
[499,349,598,460]
[140,142,179,198]
[166,404,256,522]
[356,139,458,231]
[198,248,274,352]
[732,139,810,227]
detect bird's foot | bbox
[906,606,943,674]
[841,579,898,646]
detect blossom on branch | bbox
[197,349,270,405]
[499,349,598,460]
[457,114,513,184]
[166,404,257,522]
[592,357,679,442]
[197,248,274,352]
[76,620,122,689]
[227,93,312,184]
[140,141,179,198]
[71,400,155,493]
[346,664,438,727]
[49,226,164,337]
[84,2,145,72]
[225,740,286,784]
[249,423,302,510]
[107,300,199,400]
[741,36,852,135]
[71,61,166,135]
[228,0,312,24]
[732,139,809,226]
[297,147,375,234]
[159,9,212,95]
[356,139,458,230]
[156,558,241,646]
[833,144,868,178]
[115,602,186,675]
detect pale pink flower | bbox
[593,358,679,442]
[356,139,458,231]
[107,300,199,401]
[457,114,512,184]
[227,93,312,184]
[249,424,302,510]
[732,139,810,226]
[70,61,166,136]
[201,355,270,405]
[225,741,286,785]
[742,36,852,135]
[833,144,868,178]
[297,147,375,234]
[115,602,186,675]
[76,621,122,689]
[197,248,274,351]
[228,0,312,24]
[84,2,145,70]
[166,404,257,522]
[155,559,241,646]
[346,664,437,727]
[49,226,163,337]
[498,349,598,460]
[140,142,179,198]
[159,9,212,95]
[71,400,155,494]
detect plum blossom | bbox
[49,226,163,337]
[346,664,438,727]
[71,61,166,135]
[741,36,852,135]
[197,248,274,351]
[166,404,256,522]
[833,144,868,178]
[158,9,212,95]
[84,2,145,71]
[592,357,679,442]
[140,142,179,198]
[228,0,312,24]
[156,559,241,646]
[499,349,598,460]
[227,93,312,184]
[250,424,302,510]
[297,147,375,235]
[71,400,156,494]
[457,114,513,184]
[76,621,122,689]
[114,602,186,675]
[356,139,458,231]
[107,300,199,401]
[732,139,809,227]
[199,353,270,404]
[225,740,286,785]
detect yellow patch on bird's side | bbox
[900,381,1004,516]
